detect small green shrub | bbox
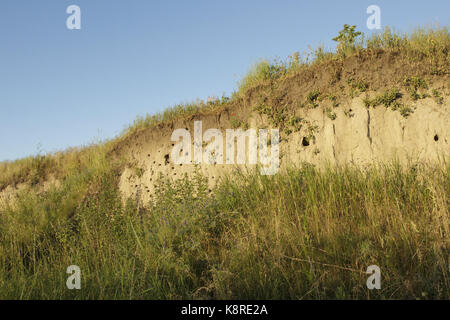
[134,166,144,178]
[306,89,321,108]
[365,88,402,108]
[230,118,243,129]
[287,116,304,132]
[347,78,368,97]
[403,76,428,100]
[328,94,339,107]
[432,89,444,104]
[333,24,363,56]
[253,103,287,127]
[326,108,337,120]
[399,105,413,118]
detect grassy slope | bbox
[0,26,449,299]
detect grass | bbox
[123,97,230,136]
[253,102,287,128]
[0,161,448,299]
[326,108,337,120]
[347,78,368,98]
[403,76,428,100]
[306,89,321,108]
[328,94,339,108]
[363,88,402,109]
[432,89,444,105]
[0,144,107,193]
[362,88,418,118]
[236,25,449,97]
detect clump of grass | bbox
[366,26,406,49]
[230,117,240,129]
[134,166,144,178]
[314,46,334,62]
[363,88,414,117]
[347,77,368,98]
[238,58,295,95]
[326,107,337,120]
[328,93,339,107]
[283,116,305,136]
[306,89,321,108]
[0,145,107,192]
[399,105,414,118]
[288,116,304,132]
[253,102,287,128]
[300,121,319,144]
[364,88,402,108]
[0,155,53,190]
[124,95,232,136]
[403,76,428,100]
[230,117,249,130]
[377,88,402,107]
[432,89,444,104]
[367,26,450,75]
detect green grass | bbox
[0,144,107,193]
[403,76,428,100]
[326,107,337,120]
[432,89,444,105]
[363,88,417,118]
[347,78,368,98]
[363,88,402,108]
[306,89,321,108]
[0,160,448,299]
[328,94,339,107]
[123,96,230,136]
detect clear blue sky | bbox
[1,0,448,161]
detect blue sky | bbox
[1,0,449,161]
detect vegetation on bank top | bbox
[127,25,449,133]
[238,25,449,93]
